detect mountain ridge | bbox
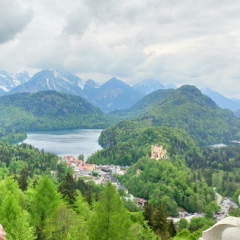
[109,85,240,145]
[2,69,240,113]
[0,90,111,131]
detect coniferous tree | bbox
[168,219,177,238]
[18,168,28,191]
[88,182,134,240]
[58,172,77,205]
[43,204,88,240]
[143,202,154,228]
[152,201,169,240]
[74,191,91,220]
[30,176,62,240]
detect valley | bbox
[0,78,240,239]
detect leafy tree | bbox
[177,218,189,232]
[172,229,192,240]
[88,182,133,240]
[204,201,220,219]
[229,208,240,217]
[78,154,84,160]
[189,217,214,233]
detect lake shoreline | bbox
[19,129,103,160]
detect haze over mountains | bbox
[1,69,240,113]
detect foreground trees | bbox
[88,182,134,240]
[0,178,35,240]
[0,175,159,240]
[0,172,218,240]
[30,176,62,239]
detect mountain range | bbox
[1,81,240,145]
[1,69,240,113]
[201,88,240,112]
[0,70,30,95]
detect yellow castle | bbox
[150,145,167,160]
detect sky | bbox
[0,0,240,98]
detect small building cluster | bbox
[63,156,95,177]
[215,198,238,220]
[150,145,167,160]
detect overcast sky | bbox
[1,0,240,97]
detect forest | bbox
[109,85,240,145]
[0,91,113,139]
[0,142,218,240]
[1,88,240,239]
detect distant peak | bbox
[109,77,121,82]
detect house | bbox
[137,198,147,208]
[63,155,95,176]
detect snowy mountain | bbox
[0,70,30,94]
[9,70,83,96]
[201,88,240,112]
[133,79,166,95]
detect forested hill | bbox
[0,91,112,131]
[88,123,198,165]
[110,85,240,145]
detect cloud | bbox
[0,0,33,44]
[1,0,240,97]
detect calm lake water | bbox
[21,129,103,160]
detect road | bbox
[216,192,223,206]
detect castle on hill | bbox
[150,145,167,160]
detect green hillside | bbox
[110,85,240,145]
[88,122,198,165]
[88,123,215,214]
[0,91,112,132]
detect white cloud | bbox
[0,0,33,43]
[1,0,240,97]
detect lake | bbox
[21,129,103,160]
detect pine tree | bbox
[88,182,133,240]
[152,201,169,240]
[43,203,88,240]
[30,176,62,240]
[18,168,28,191]
[58,173,77,205]
[168,219,177,238]
[143,202,154,228]
[74,191,91,220]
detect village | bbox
[62,144,168,208]
[62,145,239,221]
